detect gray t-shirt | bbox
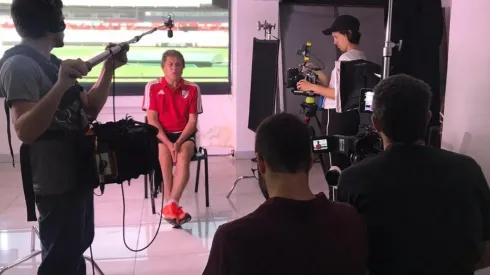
[0,54,89,195]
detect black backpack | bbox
[91,115,159,194]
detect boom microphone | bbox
[83,13,175,72]
[165,13,174,38]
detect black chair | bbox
[144,147,209,208]
[142,116,210,213]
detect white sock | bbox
[166,199,177,206]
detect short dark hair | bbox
[339,30,362,44]
[373,74,433,144]
[11,0,63,39]
[162,50,186,68]
[255,113,312,174]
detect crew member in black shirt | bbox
[338,74,490,275]
[203,113,368,275]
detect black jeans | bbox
[320,109,360,171]
[36,187,95,275]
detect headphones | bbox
[12,0,66,37]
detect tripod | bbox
[228,19,279,200]
[301,96,328,180]
[0,225,105,274]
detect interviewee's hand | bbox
[104,43,129,69]
[172,141,183,164]
[297,79,315,92]
[174,140,182,153]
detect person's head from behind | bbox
[255,113,313,197]
[323,15,362,53]
[371,74,433,148]
[11,0,66,48]
[162,50,185,84]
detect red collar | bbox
[161,77,185,91]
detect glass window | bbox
[0,1,229,84]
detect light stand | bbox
[257,20,276,40]
[382,0,403,79]
[227,20,279,200]
[0,226,104,274]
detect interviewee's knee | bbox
[158,144,173,164]
[177,141,195,163]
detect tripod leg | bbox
[318,153,327,181]
[84,256,105,275]
[314,114,322,130]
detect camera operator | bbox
[0,0,128,274]
[296,15,366,171]
[203,113,368,275]
[337,74,490,275]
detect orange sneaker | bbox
[162,202,192,226]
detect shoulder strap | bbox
[3,100,14,167]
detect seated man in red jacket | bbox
[145,49,203,226]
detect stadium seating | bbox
[0,20,229,32]
[0,20,229,47]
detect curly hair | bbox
[11,0,64,39]
[373,74,433,144]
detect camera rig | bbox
[286,42,322,124]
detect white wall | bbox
[0,0,280,162]
[441,0,490,179]
[231,0,280,158]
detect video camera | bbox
[311,125,382,165]
[286,42,322,97]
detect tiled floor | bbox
[0,156,330,275]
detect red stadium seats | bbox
[0,20,229,31]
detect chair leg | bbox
[195,159,201,193]
[204,155,210,207]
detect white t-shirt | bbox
[323,49,367,109]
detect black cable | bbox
[111,50,116,122]
[310,52,326,70]
[108,54,164,252]
[121,183,164,252]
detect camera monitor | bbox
[311,136,338,153]
[359,88,374,113]
[336,59,381,113]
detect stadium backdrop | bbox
[0,0,231,95]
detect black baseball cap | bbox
[322,15,360,35]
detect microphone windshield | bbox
[168,29,173,38]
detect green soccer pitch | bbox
[51,45,229,83]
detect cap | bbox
[322,15,360,36]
